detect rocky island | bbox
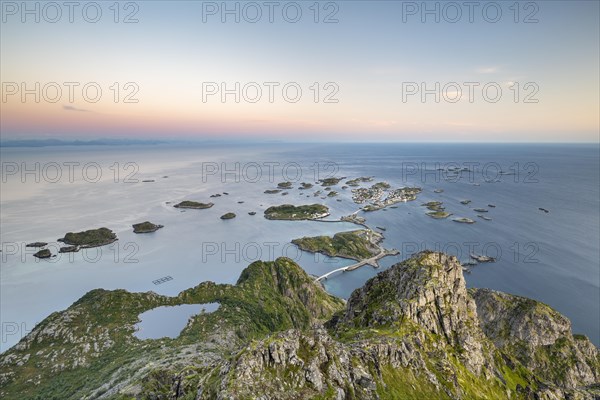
[453,217,476,224]
[264,204,329,220]
[320,177,343,186]
[25,242,47,248]
[132,221,164,233]
[277,181,293,189]
[470,253,496,262]
[59,246,78,253]
[422,201,445,211]
[60,227,117,248]
[1,252,598,399]
[294,229,400,281]
[427,210,452,219]
[173,201,214,209]
[33,249,51,259]
[346,176,373,186]
[356,185,422,212]
[220,212,236,220]
[422,201,452,218]
[292,229,383,261]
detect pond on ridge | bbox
[134,303,220,340]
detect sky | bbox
[1,0,599,142]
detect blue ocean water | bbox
[1,142,598,350]
[290,143,600,346]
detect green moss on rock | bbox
[292,230,380,261]
[132,221,163,233]
[173,201,214,209]
[264,204,329,220]
[62,227,117,247]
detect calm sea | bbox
[1,142,598,350]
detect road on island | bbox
[315,248,399,282]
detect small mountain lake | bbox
[134,303,220,340]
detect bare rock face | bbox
[333,251,489,375]
[199,253,496,399]
[473,288,600,389]
[206,325,434,400]
[217,327,362,399]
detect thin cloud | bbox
[476,67,499,74]
[63,105,90,112]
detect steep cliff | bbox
[1,253,598,399]
[203,252,600,400]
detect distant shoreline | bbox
[0,139,168,148]
[2,139,598,148]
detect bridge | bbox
[315,249,399,282]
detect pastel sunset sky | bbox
[1,0,599,142]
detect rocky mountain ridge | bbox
[1,252,598,399]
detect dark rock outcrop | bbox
[59,246,79,253]
[132,221,164,233]
[26,242,47,248]
[33,249,51,259]
[173,201,214,209]
[60,227,117,248]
